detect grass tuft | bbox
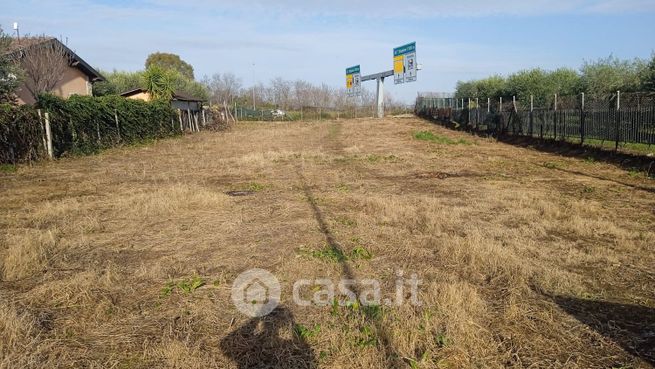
[161,276,205,297]
[0,164,17,173]
[414,131,470,145]
[306,245,347,263]
[543,161,561,169]
[293,323,321,339]
[351,245,372,260]
[247,182,266,191]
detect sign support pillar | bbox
[362,70,393,119]
[376,76,385,118]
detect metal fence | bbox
[416,92,655,150]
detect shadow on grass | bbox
[552,295,655,365]
[295,167,403,369]
[546,166,655,194]
[422,117,655,178]
[500,135,655,178]
[220,306,316,369]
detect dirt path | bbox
[1,117,654,368]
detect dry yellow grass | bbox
[1,117,654,368]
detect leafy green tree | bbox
[94,68,208,101]
[548,68,582,96]
[91,78,117,96]
[455,75,508,104]
[474,75,506,99]
[580,55,645,95]
[173,74,209,101]
[145,52,194,80]
[641,53,655,92]
[93,70,144,96]
[142,66,175,101]
[506,69,550,104]
[454,80,477,99]
[0,28,23,103]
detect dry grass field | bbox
[1,116,654,369]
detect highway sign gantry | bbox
[345,42,418,118]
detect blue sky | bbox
[2,0,655,102]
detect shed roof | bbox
[119,88,205,102]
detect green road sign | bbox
[393,42,416,57]
[346,65,360,75]
[393,42,417,84]
[346,65,361,96]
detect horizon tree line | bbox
[454,54,655,107]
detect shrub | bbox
[0,94,178,163]
[0,104,43,163]
[37,94,178,156]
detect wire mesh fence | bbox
[416,92,655,152]
[231,105,374,121]
[231,104,400,121]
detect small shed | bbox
[120,88,206,132]
[120,89,204,112]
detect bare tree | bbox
[19,38,69,100]
[270,77,291,109]
[234,77,387,111]
[203,73,243,105]
[293,80,312,109]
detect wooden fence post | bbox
[178,109,183,131]
[37,109,47,155]
[114,109,121,141]
[44,112,53,160]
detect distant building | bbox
[5,37,104,105]
[119,88,204,112]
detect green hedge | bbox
[0,104,43,163]
[38,94,178,156]
[0,95,179,164]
